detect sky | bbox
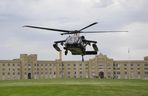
[0,0,148,60]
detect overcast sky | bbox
[0,0,148,60]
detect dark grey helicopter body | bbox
[24,22,127,61]
[53,35,98,56]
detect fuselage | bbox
[65,35,85,55]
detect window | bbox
[137,64,140,66]
[98,64,103,66]
[124,64,127,66]
[79,64,82,66]
[144,64,148,66]
[117,72,120,74]
[73,64,76,66]
[85,64,88,66]
[144,72,148,74]
[131,64,133,66]
[137,68,140,70]
[138,72,140,74]
[68,64,70,66]
[54,72,56,75]
[74,72,76,74]
[125,72,127,74]
[68,71,70,75]
[85,68,88,70]
[35,72,38,75]
[28,68,31,71]
[8,72,10,75]
[114,64,120,67]
[131,68,133,70]
[144,68,148,70]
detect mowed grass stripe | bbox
[0,79,147,86]
[0,79,148,96]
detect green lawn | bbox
[0,79,148,96]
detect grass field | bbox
[0,79,148,96]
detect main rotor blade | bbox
[23,25,70,33]
[79,22,98,31]
[61,31,128,35]
[80,31,128,33]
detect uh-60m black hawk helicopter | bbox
[24,22,127,61]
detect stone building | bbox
[0,53,148,80]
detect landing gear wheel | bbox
[65,50,68,55]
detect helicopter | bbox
[24,22,127,61]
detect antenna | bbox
[128,48,130,60]
[82,55,84,62]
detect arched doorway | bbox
[99,71,104,79]
[28,73,32,79]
